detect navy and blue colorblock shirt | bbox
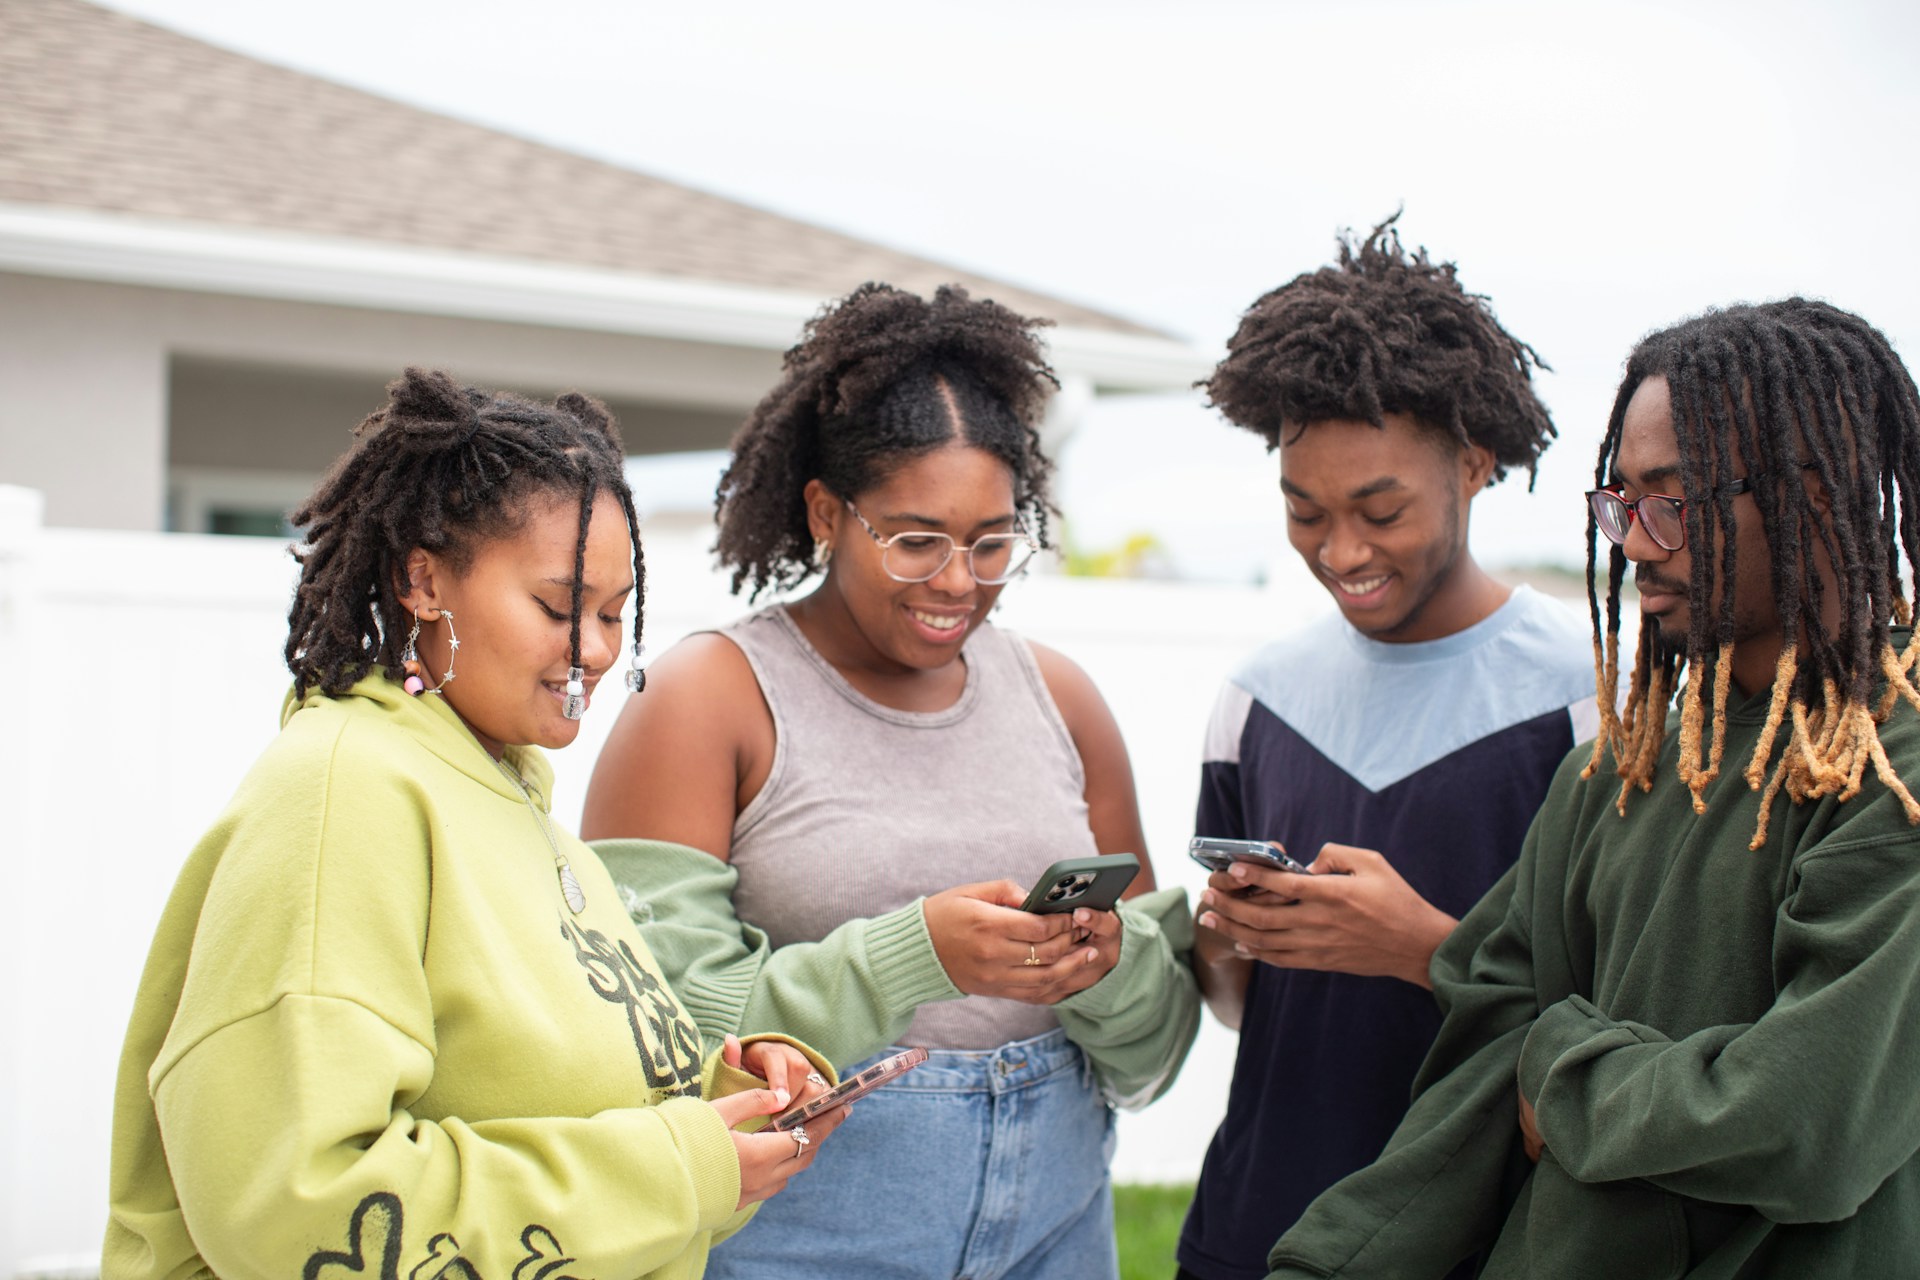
[1177,587,1596,1280]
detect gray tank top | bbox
[724,605,1098,1050]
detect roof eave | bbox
[0,203,1213,393]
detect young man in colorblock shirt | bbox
[1177,219,1593,1280]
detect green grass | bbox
[1114,1182,1194,1280]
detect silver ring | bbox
[806,1072,828,1088]
[790,1124,811,1155]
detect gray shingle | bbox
[0,0,1164,337]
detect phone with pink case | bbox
[766,1046,929,1131]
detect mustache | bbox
[1634,570,1688,596]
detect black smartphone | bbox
[766,1046,928,1131]
[1187,836,1313,876]
[1019,853,1140,914]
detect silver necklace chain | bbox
[492,757,587,914]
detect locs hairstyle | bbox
[1585,299,1920,848]
[285,367,645,699]
[1203,214,1555,484]
[714,282,1059,601]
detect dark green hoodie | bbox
[1270,655,1920,1279]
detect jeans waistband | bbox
[869,1026,1085,1097]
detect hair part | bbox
[713,282,1059,601]
[1583,299,1920,847]
[285,368,645,698]
[1203,212,1557,487]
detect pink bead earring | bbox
[400,609,458,695]
[401,613,427,695]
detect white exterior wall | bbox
[0,276,170,530]
[0,485,1333,1277]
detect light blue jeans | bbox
[707,1027,1119,1280]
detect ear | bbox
[1460,443,1498,495]
[801,479,843,545]
[1805,467,1834,518]
[396,548,451,619]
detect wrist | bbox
[1401,908,1458,989]
[1191,920,1241,967]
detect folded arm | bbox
[1269,855,1545,1278]
[1517,833,1920,1223]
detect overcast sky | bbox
[94,0,1920,579]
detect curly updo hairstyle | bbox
[714,282,1059,600]
[285,367,644,699]
[1204,214,1556,487]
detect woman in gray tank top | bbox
[583,284,1200,1280]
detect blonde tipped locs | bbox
[1582,300,1920,848]
[285,368,646,700]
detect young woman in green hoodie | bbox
[104,369,846,1280]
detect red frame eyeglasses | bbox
[1586,477,1756,552]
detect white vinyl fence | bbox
[0,483,1337,1278]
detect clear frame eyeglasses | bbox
[844,501,1038,584]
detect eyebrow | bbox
[1279,476,1405,501]
[881,511,1017,533]
[542,577,637,596]
[1614,463,1683,490]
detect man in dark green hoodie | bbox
[1267,298,1920,1279]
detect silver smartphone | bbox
[1187,836,1313,876]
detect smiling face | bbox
[805,442,1021,674]
[1610,375,1783,693]
[401,490,634,757]
[1280,412,1498,643]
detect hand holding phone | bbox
[1188,836,1313,876]
[1020,853,1139,914]
[767,1047,928,1131]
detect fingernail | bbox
[1229,863,1249,879]
[1075,908,1091,924]
[1085,948,1098,964]
[1234,944,1251,956]
[1200,890,1215,908]
[1199,912,1217,930]
[774,1088,790,1106]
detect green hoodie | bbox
[105,671,829,1280]
[1269,662,1920,1279]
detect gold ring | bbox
[1024,945,1041,967]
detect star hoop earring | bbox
[436,610,459,687]
[401,608,457,694]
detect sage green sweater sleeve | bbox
[1054,885,1203,1109]
[597,841,1201,1106]
[593,839,962,1067]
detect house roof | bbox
[0,0,1169,341]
